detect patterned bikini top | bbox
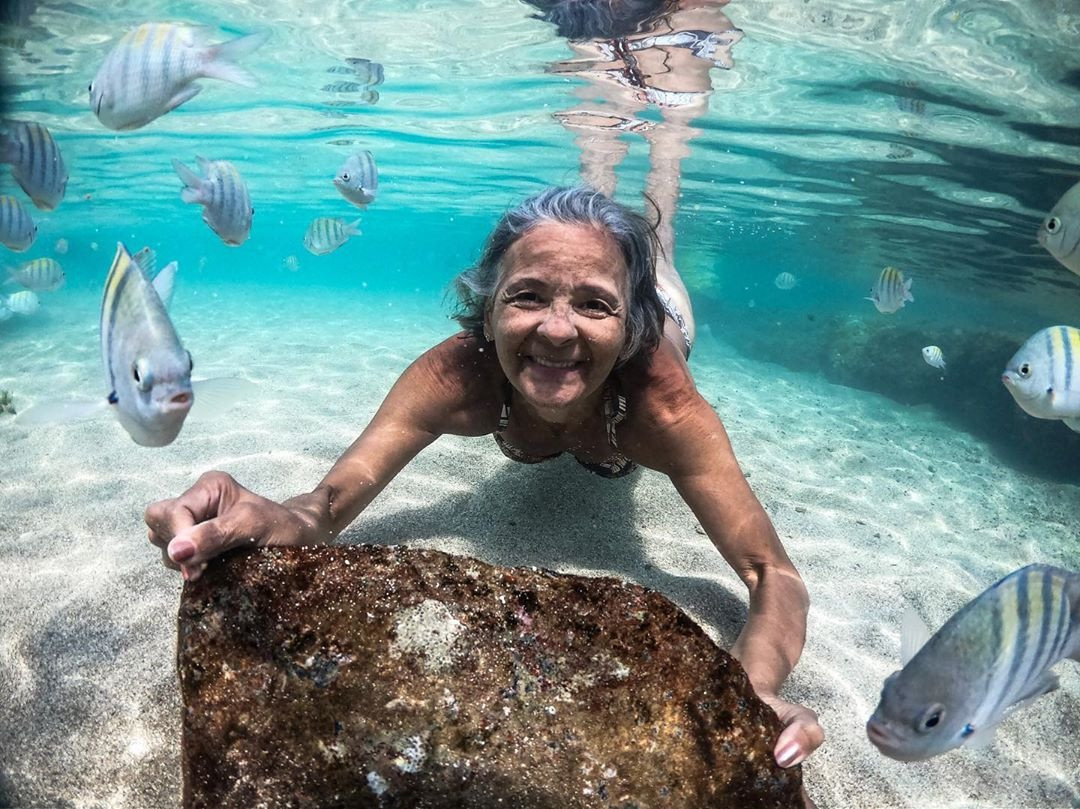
[493,380,637,479]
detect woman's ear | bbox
[483,306,494,342]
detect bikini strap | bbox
[497,380,512,432]
[604,381,628,449]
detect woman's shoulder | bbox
[405,331,505,435]
[618,339,704,433]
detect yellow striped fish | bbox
[1002,325,1080,432]
[173,156,253,246]
[100,242,193,446]
[333,150,378,208]
[89,23,268,131]
[303,216,361,256]
[0,120,68,211]
[867,564,1079,761]
[867,265,913,314]
[7,257,64,291]
[0,193,36,251]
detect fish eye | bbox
[1019,363,1031,378]
[132,360,153,391]
[186,351,194,373]
[341,173,350,181]
[916,704,945,733]
[1046,216,1060,234]
[87,82,93,93]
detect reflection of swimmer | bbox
[525,0,743,353]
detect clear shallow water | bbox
[2,0,1080,807]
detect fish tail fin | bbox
[172,159,204,204]
[0,129,15,165]
[201,30,269,88]
[904,278,914,301]
[347,218,362,236]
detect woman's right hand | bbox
[145,471,312,582]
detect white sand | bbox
[1,285,1077,807]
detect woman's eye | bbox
[580,300,614,315]
[508,292,541,304]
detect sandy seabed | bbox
[1,285,1077,808]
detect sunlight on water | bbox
[1,1,1079,807]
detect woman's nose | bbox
[537,303,577,343]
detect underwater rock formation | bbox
[710,305,1080,479]
[177,545,802,809]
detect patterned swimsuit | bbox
[493,380,637,478]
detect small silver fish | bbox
[283,254,299,272]
[99,243,193,446]
[344,57,384,86]
[6,289,39,314]
[867,265,913,314]
[334,151,378,208]
[304,217,360,256]
[921,345,945,370]
[89,23,268,130]
[54,237,68,254]
[173,156,253,246]
[7,257,63,291]
[1002,325,1080,432]
[774,271,797,290]
[0,193,36,251]
[867,564,1080,762]
[0,120,68,210]
[1038,180,1080,276]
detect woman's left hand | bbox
[758,693,824,769]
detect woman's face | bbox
[486,222,629,420]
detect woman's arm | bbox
[621,343,821,766]
[146,334,499,579]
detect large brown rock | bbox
[177,545,803,808]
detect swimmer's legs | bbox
[645,102,704,353]
[556,84,647,197]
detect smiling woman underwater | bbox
[144,186,824,772]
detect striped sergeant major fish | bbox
[867,564,1079,762]
[867,265,913,314]
[0,193,36,251]
[173,157,253,246]
[303,216,360,256]
[89,23,269,131]
[333,150,378,208]
[13,245,252,446]
[0,120,68,210]
[99,242,194,446]
[1038,179,1080,276]
[5,257,64,291]
[1002,325,1080,433]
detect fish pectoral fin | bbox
[13,397,108,426]
[1009,671,1060,710]
[900,603,932,665]
[164,85,202,116]
[188,377,258,422]
[962,721,999,751]
[1062,417,1080,434]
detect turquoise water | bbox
[2,1,1080,807]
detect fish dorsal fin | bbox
[152,261,177,309]
[133,246,157,277]
[901,604,932,665]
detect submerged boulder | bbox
[177,545,803,808]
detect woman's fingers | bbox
[772,704,825,768]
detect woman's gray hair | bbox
[522,0,672,41]
[453,186,666,366]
